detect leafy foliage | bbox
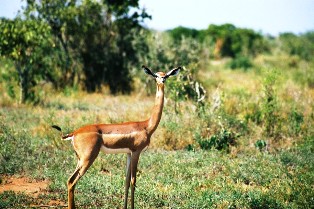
[0,0,151,103]
[167,26,200,43]
[0,18,55,103]
[227,55,253,70]
[169,24,270,59]
[279,32,314,61]
[255,139,267,152]
[205,24,270,58]
[25,0,150,93]
[196,129,237,152]
[261,69,281,138]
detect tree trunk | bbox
[16,62,28,104]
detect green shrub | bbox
[261,69,281,138]
[227,56,253,70]
[255,139,267,152]
[0,192,35,208]
[196,129,237,152]
[293,67,314,88]
[288,108,304,137]
[245,102,263,125]
[248,191,285,209]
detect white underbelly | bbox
[100,145,132,154]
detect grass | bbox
[0,141,313,208]
[0,55,314,208]
[0,93,313,208]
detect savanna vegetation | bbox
[0,0,313,208]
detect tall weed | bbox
[261,68,281,139]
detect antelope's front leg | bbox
[124,153,132,209]
[130,152,140,209]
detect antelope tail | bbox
[51,125,74,140]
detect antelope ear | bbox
[142,65,157,78]
[165,66,181,78]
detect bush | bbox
[255,139,267,152]
[261,69,281,138]
[196,128,237,152]
[248,192,285,209]
[227,56,253,70]
[288,108,304,137]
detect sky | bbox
[1,0,313,36]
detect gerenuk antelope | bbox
[52,65,181,209]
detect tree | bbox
[167,24,270,60]
[0,18,56,103]
[205,24,269,58]
[279,32,314,61]
[0,0,151,104]
[26,0,151,93]
[167,26,200,43]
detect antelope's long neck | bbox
[147,84,165,134]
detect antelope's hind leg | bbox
[67,133,102,209]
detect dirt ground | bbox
[0,176,49,197]
[0,176,66,207]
